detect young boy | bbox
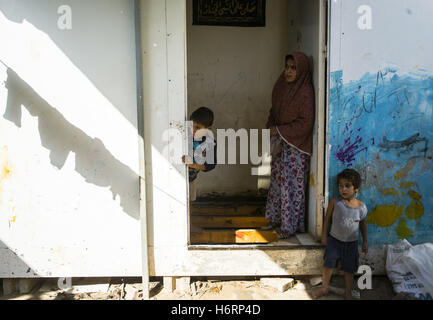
[312,168,368,300]
[182,107,217,202]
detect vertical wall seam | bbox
[134,0,149,300]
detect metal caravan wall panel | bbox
[0,0,141,277]
[327,0,433,246]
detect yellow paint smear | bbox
[310,174,315,187]
[380,188,399,197]
[0,146,13,205]
[399,181,416,189]
[408,190,421,201]
[396,219,414,239]
[393,160,416,181]
[0,146,12,181]
[405,199,424,220]
[366,205,404,227]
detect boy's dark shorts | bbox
[323,234,359,273]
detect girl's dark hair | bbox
[285,54,294,63]
[337,168,362,189]
[190,107,214,127]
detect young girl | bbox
[312,168,368,300]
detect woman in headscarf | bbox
[264,52,315,238]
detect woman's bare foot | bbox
[260,222,280,231]
[260,223,274,231]
[312,287,329,299]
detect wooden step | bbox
[191,216,269,228]
[191,229,279,244]
[191,204,262,216]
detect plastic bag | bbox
[386,239,433,300]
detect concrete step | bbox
[189,232,322,248]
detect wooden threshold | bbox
[190,204,262,216]
[188,233,323,249]
[191,229,279,244]
[190,216,269,228]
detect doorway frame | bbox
[312,0,328,241]
[184,0,329,246]
[139,0,330,278]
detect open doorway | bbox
[185,0,327,246]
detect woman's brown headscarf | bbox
[266,52,315,155]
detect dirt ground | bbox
[151,276,396,300]
[0,276,398,300]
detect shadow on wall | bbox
[0,0,138,129]
[0,239,39,278]
[3,68,139,220]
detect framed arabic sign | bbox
[193,0,266,27]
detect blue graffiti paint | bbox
[328,67,433,246]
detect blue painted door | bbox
[327,0,433,245]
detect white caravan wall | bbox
[186,0,299,196]
[0,0,141,277]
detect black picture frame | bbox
[192,0,266,27]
